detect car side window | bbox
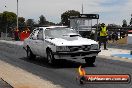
[30,29,39,40]
[30,31,35,39]
[37,29,43,40]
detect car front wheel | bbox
[27,47,36,60]
[85,56,96,65]
[47,50,55,64]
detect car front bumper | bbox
[53,50,101,59]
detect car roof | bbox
[39,26,68,29]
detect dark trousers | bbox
[15,35,19,41]
[99,36,107,49]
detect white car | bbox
[23,26,100,64]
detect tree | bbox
[18,17,25,23]
[61,10,80,26]
[26,19,35,26]
[38,15,46,25]
[0,13,2,32]
[18,17,26,29]
[121,19,127,38]
[26,19,35,31]
[0,11,17,33]
[122,19,127,27]
[130,14,132,26]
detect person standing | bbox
[112,31,118,43]
[14,28,19,41]
[99,23,108,50]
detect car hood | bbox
[45,37,98,46]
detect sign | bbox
[70,14,99,19]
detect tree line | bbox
[0,10,80,33]
[0,11,57,33]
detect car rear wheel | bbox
[27,47,36,60]
[47,50,55,64]
[85,56,96,65]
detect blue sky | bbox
[100,0,126,6]
[0,0,132,25]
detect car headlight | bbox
[81,45,91,51]
[56,46,70,51]
[91,44,99,50]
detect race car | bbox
[23,26,100,64]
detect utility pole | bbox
[82,4,83,14]
[17,0,19,30]
[5,0,7,39]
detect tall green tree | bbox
[0,11,17,33]
[38,15,46,25]
[61,10,80,26]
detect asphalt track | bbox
[0,42,132,88]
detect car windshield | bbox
[45,28,79,38]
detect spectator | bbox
[99,23,108,50]
[14,28,19,41]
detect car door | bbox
[35,28,45,57]
[28,29,39,55]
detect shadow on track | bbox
[20,57,95,69]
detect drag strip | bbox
[0,42,132,88]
